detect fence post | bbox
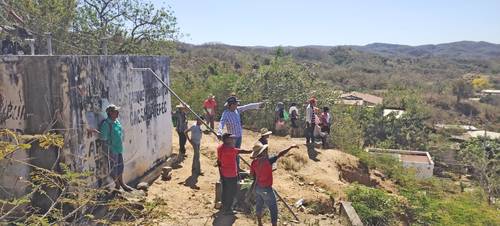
[25,39,35,55]
[45,32,52,55]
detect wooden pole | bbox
[274,188,300,223]
[240,156,300,223]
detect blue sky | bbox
[153,0,500,46]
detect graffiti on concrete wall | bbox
[0,59,29,199]
[0,61,26,132]
[84,111,111,187]
[129,86,169,126]
[0,100,26,123]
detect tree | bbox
[236,57,318,130]
[452,79,473,103]
[471,76,491,91]
[0,0,77,54]
[74,0,179,54]
[459,138,500,205]
[274,46,285,59]
[1,0,179,55]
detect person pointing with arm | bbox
[218,96,264,172]
[250,143,299,226]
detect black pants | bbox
[221,176,238,212]
[321,124,331,134]
[305,123,315,143]
[178,131,187,155]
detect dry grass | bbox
[280,157,301,171]
[279,151,309,172]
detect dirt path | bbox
[143,123,390,225]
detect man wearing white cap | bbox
[99,104,133,192]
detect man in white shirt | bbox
[305,98,317,144]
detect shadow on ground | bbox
[212,212,237,226]
[183,174,200,190]
[307,144,320,161]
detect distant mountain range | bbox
[184,41,500,60]
[350,41,500,59]
[174,40,499,97]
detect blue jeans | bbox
[235,136,242,148]
[255,185,278,225]
[109,152,124,178]
[305,123,315,143]
[192,143,201,175]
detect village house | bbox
[366,148,434,179]
[480,89,500,96]
[339,91,383,107]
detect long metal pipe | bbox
[131,67,219,137]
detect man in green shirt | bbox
[99,104,132,192]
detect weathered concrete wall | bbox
[367,148,434,179]
[0,55,172,198]
[0,56,31,199]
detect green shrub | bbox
[428,191,500,226]
[347,184,401,225]
[356,151,416,186]
[331,111,365,151]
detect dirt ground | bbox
[142,123,393,225]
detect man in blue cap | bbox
[218,96,264,171]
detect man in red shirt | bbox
[217,133,252,215]
[203,95,217,129]
[250,142,299,226]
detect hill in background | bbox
[173,41,500,91]
[352,41,500,59]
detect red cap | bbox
[309,98,317,104]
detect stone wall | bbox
[0,55,172,198]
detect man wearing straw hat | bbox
[250,142,299,226]
[174,103,189,161]
[258,128,273,145]
[99,104,133,192]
